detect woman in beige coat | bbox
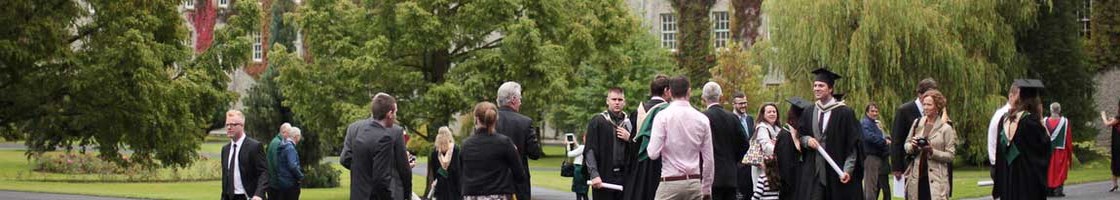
[904,90,956,200]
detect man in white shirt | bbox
[222,110,269,200]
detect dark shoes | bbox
[1110,185,1118,192]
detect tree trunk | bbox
[731,0,763,48]
[672,0,716,86]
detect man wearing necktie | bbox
[222,110,269,200]
[793,68,864,200]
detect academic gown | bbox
[993,112,1050,200]
[425,147,462,200]
[792,105,865,200]
[622,100,668,200]
[774,126,802,200]
[1045,117,1071,188]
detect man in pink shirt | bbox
[647,76,715,200]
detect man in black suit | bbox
[495,81,543,200]
[340,93,411,200]
[222,110,269,200]
[700,82,750,200]
[889,78,937,182]
[730,91,755,198]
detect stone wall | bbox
[1093,68,1120,154]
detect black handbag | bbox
[561,160,575,177]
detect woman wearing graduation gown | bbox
[775,97,810,200]
[425,127,462,200]
[994,79,1050,200]
[903,90,956,200]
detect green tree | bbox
[279,0,665,147]
[671,0,716,86]
[1089,0,1120,70]
[1018,0,1097,147]
[0,0,242,168]
[752,0,1043,164]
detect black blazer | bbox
[703,105,749,188]
[496,106,543,163]
[460,130,528,196]
[340,118,411,200]
[890,101,921,172]
[221,136,269,199]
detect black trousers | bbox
[223,194,248,200]
[270,188,301,200]
[712,186,738,200]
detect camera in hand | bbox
[915,138,930,147]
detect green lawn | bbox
[1,142,1108,200]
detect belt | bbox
[660,174,701,182]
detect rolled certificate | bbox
[587,181,625,191]
[815,147,845,177]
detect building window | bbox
[252,33,263,62]
[661,13,677,51]
[712,11,730,49]
[219,0,230,8]
[1078,0,1092,37]
[184,0,194,10]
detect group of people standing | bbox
[339,83,543,200]
[219,110,305,200]
[562,69,891,200]
[212,65,1120,200]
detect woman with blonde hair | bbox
[425,127,462,200]
[460,102,527,200]
[904,89,956,200]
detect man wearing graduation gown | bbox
[775,97,811,200]
[731,92,757,199]
[993,79,1051,200]
[1044,102,1072,197]
[622,75,671,200]
[586,87,634,200]
[700,82,749,200]
[794,68,864,200]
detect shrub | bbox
[302,163,340,188]
[32,153,126,174]
[406,135,433,158]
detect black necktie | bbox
[229,144,238,171]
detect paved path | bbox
[0,190,139,200]
[961,181,1119,200]
[412,163,576,200]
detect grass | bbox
[4,142,1108,200]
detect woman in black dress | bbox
[1103,99,1120,192]
[426,127,462,200]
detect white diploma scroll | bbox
[815,147,845,177]
[587,181,624,191]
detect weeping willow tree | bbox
[749,0,1047,165]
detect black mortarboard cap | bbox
[1014,79,1045,99]
[786,97,811,113]
[812,68,842,87]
